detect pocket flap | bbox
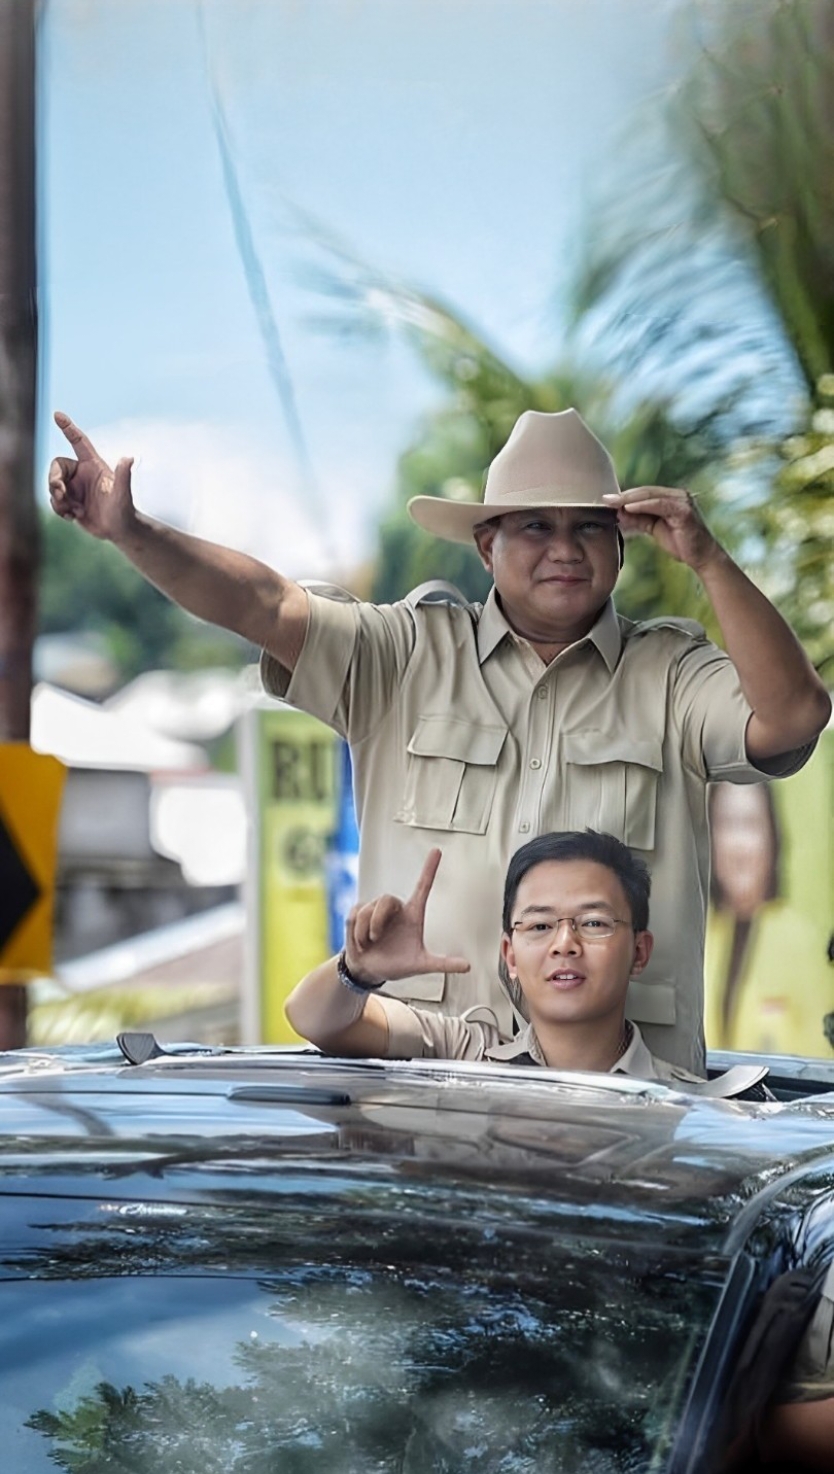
[563,731,663,772]
[381,972,446,1003]
[407,715,507,766]
[625,978,676,1026]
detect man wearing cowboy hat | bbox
[49,409,830,1072]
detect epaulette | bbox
[299,580,360,605]
[405,580,471,610]
[625,615,707,641]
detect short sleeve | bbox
[671,637,815,782]
[260,593,417,742]
[780,1263,834,1403]
[381,996,502,1061]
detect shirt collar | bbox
[611,1021,660,1080]
[485,1022,547,1065]
[476,588,622,673]
[486,1019,659,1078]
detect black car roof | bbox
[3,1043,834,1261]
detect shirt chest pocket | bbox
[396,715,507,835]
[560,733,663,852]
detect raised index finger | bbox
[409,847,442,913]
[54,411,100,462]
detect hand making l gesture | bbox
[344,848,470,988]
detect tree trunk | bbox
[0,0,39,1048]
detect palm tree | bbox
[571,0,834,674]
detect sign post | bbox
[240,705,339,1043]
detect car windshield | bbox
[2,1186,725,1473]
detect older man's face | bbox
[474,508,620,643]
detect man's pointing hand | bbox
[48,411,137,544]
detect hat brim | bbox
[407,493,613,546]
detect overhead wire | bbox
[194,0,336,568]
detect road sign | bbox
[0,745,65,980]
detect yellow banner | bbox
[255,709,337,1042]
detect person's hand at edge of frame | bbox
[48,411,138,544]
[345,848,471,988]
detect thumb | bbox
[113,456,134,498]
[429,953,471,976]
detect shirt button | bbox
[519,821,531,833]
[529,758,542,770]
[537,687,547,700]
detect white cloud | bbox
[81,416,380,582]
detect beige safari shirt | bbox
[379,1001,698,1084]
[261,587,812,1073]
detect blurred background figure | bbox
[706,777,833,1057]
[708,783,781,1042]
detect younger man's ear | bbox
[631,930,653,976]
[500,932,517,979]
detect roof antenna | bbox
[117,1031,167,1065]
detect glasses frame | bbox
[509,914,634,944]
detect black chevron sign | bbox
[0,809,40,952]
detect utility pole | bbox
[0,0,39,1048]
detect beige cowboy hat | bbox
[407,409,621,546]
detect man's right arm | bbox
[286,850,471,1055]
[48,412,309,672]
[285,956,392,1056]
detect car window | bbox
[1,1189,726,1473]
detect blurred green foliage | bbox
[572,0,834,674]
[40,510,255,685]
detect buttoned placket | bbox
[480,602,620,842]
[504,626,558,837]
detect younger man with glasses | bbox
[286,829,708,1085]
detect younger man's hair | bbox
[502,830,651,935]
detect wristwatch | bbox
[336,949,386,994]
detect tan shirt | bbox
[379,1001,699,1084]
[781,1261,834,1404]
[262,588,812,1073]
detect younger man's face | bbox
[501,859,652,1031]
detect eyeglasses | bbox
[510,913,633,944]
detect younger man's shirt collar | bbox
[485,1021,659,1077]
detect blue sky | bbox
[40,0,685,578]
